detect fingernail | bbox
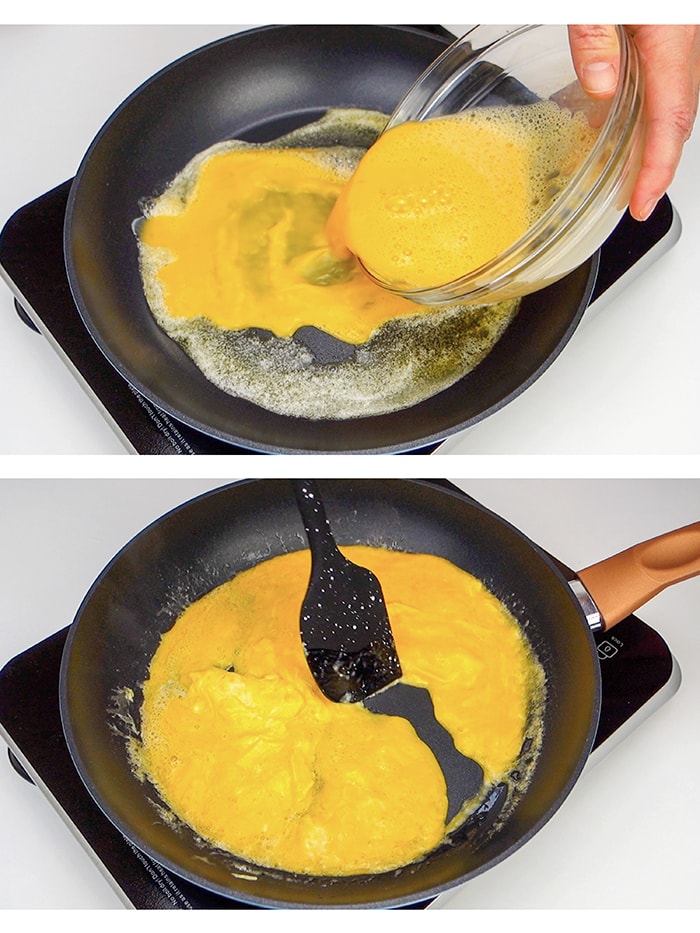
[638,198,658,222]
[582,61,617,94]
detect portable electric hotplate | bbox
[0,185,681,454]
[0,554,680,909]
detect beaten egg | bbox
[132,546,546,877]
[327,101,601,291]
[136,109,521,421]
[138,145,419,345]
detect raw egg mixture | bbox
[137,102,598,420]
[131,546,546,877]
[136,109,524,420]
[328,101,601,290]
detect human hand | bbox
[568,25,700,220]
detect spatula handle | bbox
[291,480,340,565]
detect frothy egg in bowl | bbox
[136,109,522,421]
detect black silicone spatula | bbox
[292,480,483,822]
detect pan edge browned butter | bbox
[132,547,545,876]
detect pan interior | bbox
[64,25,597,453]
[59,480,600,907]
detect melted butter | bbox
[328,102,601,290]
[135,547,545,876]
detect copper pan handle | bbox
[576,521,700,630]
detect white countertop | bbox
[1,478,699,909]
[1,18,699,918]
[1,24,699,455]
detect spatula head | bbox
[300,551,402,703]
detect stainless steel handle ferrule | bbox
[569,578,603,633]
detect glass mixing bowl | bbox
[367,24,645,306]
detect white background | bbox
[0,23,699,454]
[0,477,699,909]
[0,12,699,921]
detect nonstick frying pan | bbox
[64,25,598,454]
[58,480,699,908]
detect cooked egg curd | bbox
[134,546,545,877]
[327,102,601,291]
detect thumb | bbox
[568,25,621,98]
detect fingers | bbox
[569,25,700,222]
[625,26,700,220]
[568,25,620,97]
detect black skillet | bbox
[64,25,598,454]
[59,479,601,908]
